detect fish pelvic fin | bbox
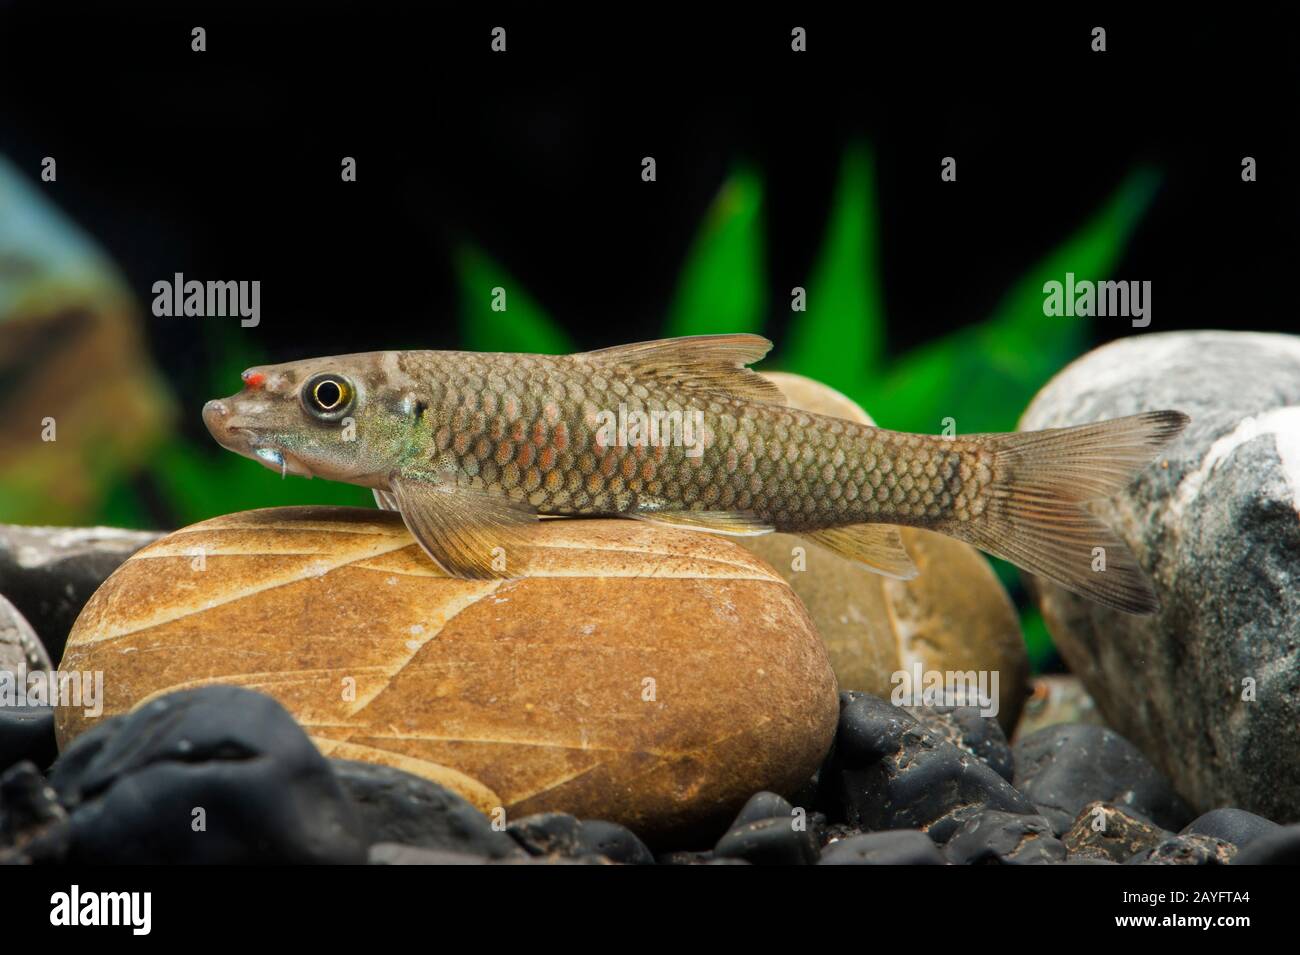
[803,524,918,580]
[942,410,1189,615]
[389,474,537,579]
[578,334,786,405]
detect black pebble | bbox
[507,812,655,865]
[906,705,1015,782]
[0,760,69,864]
[1231,824,1300,864]
[1182,808,1280,848]
[331,758,522,859]
[1012,724,1192,835]
[823,692,1036,843]
[944,810,1067,865]
[0,705,56,773]
[1127,833,1236,865]
[732,790,796,827]
[819,830,945,865]
[48,685,367,864]
[714,816,820,865]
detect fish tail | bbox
[942,410,1189,614]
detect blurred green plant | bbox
[450,144,1159,669]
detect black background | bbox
[1,3,1296,416]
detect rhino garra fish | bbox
[202,334,1188,613]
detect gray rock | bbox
[0,760,69,864]
[1013,724,1191,835]
[0,525,162,663]
[0,594,51,673]
[1019,331,1300,822]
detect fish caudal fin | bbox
[947,410,1189,615]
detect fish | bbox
[202,334,1189,613]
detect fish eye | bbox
[302,373,354,420]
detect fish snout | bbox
[202,398,229,435]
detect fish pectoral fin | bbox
[389,474,537,579]
[630,510,774,536]
[579,334,786,405]
[803,524,918,580]
[373,488,399,511]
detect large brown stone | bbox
[56,507,838,842]
[741,373,1028,731]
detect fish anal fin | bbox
[579,334,785,405]
[631,509,774,536]
[389,474,537,579]
[804,524,918,580]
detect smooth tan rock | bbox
[56,507,838,841]
[741,372,1029,732]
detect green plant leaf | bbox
[780,142,885,393]
[454,244,571,354]
[665,166,766,337]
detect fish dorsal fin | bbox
[579,334,786,405]
[389,474,537,579]
[804,524,918,580]
[631,509,774,536]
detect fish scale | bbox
[401,349,992,532]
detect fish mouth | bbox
[202,399,313,479]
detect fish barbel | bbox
[203,334,1188,613]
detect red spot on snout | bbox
[242,371,266,390]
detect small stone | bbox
[507,812,654,865]
[1182,808,1280,848]
[819,830,945,865]
[824,692,1036,843]
[1127,833,1236,865]
[713,815,820,865]
[0,593,51,673]
[906,705,1014,782]
[0,705,56,774]
[1013,675,1104,742]
[731,790,796,826]
[1013,724,1192,835]
[369,843,613,865]
[944,810,1067,865]
[0,760,69,864]
[331,758,522,859]
[1231,825,1300,864]
[49,685,367,864]
[1063,802,1170,863]
[0,525,161,663]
